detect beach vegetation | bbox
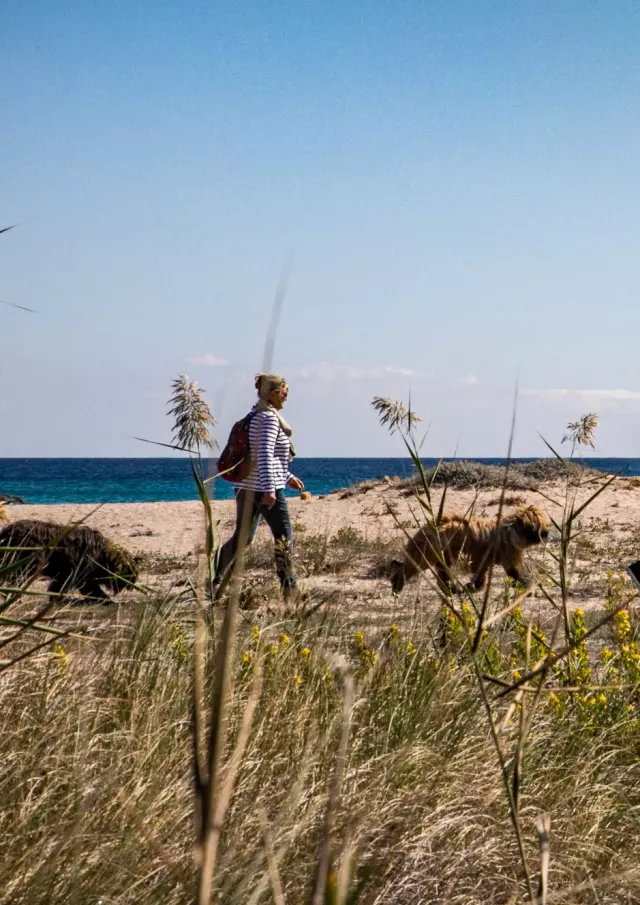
[2,399,640,904]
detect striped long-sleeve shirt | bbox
[235,410,292,493]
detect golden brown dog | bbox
[389,504,549,594]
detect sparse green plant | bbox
[237,576,279,610]
[298,532,329,575]
[331,525,364,550]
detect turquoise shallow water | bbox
[0,457,636,505]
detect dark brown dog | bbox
[0,519,140,603]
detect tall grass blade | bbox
[262,255,294,372]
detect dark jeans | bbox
[214,488,297,590]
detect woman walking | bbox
[214,373,304,603]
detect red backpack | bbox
[217,413,255,483]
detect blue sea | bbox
[0,458,638,505]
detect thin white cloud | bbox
[461,374,478,385]
[523,388,640,402]
[523,388,640,418]
[188,353,230,367]
[295,363,419,383]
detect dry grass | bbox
[2,588,640,904]
[245,524,397,580]
[3,399,640,904]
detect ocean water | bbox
[0,457,638,506]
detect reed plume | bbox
[167,375,216,452]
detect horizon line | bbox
[0,454,635,461]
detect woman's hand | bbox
[287,476,304,492]
[262,492,277,509]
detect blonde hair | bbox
[255,373,287,401]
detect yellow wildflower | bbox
[406,642,416,657]
[293,675,303,686]
[598,693,607,705]
[390,623,400,635]
[241,651,252,665]
[54,643,69,676]
[268,643,279,656]
[279,632,290,647]
[300,647,311,659]
[360,648,377,667]
[170,624,189,660]
[353,631,365,647]
[616,610,632,640]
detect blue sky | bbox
[2,0,640,457]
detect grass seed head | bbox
[167,374,216,451]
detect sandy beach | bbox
[4,474,640,617]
